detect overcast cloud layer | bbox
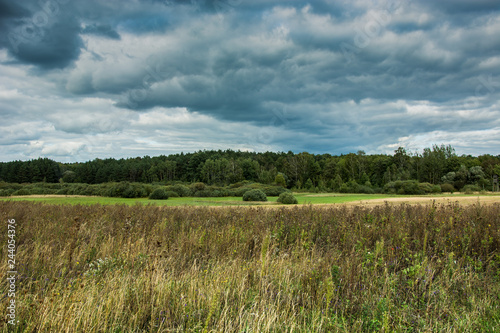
[1,0,499,162]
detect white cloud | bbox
[381,127,500,156]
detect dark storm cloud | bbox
[420,0,500,14]
[0,0,174,68]
[0,0,83,69]
[0,1,29,19]
[1,0,499,161]
[110,0,499,121]
[81,24,120,40]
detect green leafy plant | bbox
[277,192,298,204]
[242,189,267,201]
[149,188,169,200]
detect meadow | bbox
[0,193,395,207]
[2,192,499,207]
[1,200,499,332]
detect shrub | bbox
[170,184,191,197]
[440,183,456,193]
[357,185,375,194]
[12,189,31,196]
[232,187,250,196]
[106,182,131,197]
[56,188,69,195]
[462,184,480,194]
[191,182,206,192]
[262,186,289,197]
[27,187,54,195]
[229,181,252,188]
[131,184,149,198]
[336,180,375,194]
[339,183,350,193]
[242,189,267,202]
[418,182,434,194]
[346,180,361,193]
[165,191,179,198]
[149,188,169,200]
[384,180,424,195]
[105,182,148,198]
[0,189,13,196]
[277,192,298,204]
[194,190,213,197]
[431,185,442,193]
[400,180,421,194]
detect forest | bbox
[1,145,499,194]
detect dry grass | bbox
[1,201,499,332]
[344,195,500,207]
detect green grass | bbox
[0,193,396,206]
[0,196,252,206]
[0,192,495,206]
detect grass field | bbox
[2,192,499,207]
[1,200,499,332]
[0,193,395,206]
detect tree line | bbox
[1,145,499,192]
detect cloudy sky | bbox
[1,0,499,162]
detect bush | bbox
[462,184,480,194]
[233,187,251,196]
[130,184,149,198]
[194,190,213,197]
[149,188,169,200]
[357,185,375,194]
[229,181,252,188]
[401,180,421,194]
[0,189,13,196]
[170,184,191,197]
[242,189,267,202]
[335,180,375,194]
[191,182,206,192]
[106,182,131,197]
[384,180,425,195]
[0,182,22,191]
[418,182,434,194]
[277,192,298,204]
[440,183,456,193]
[12,189,31,196]
[339,183,350,193]
[165,191,179,198]
[105,182,149,198]
[56,188,69,195]
[262,186,290,197]
[431,185,442,193]
[26,187,52,195]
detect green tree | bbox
[275,173,286,187]
[305,178,314,190]
[454,165,469,190]
[333,174,343,191]
[469,166,485,184]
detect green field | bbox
[1,192,498,207]
[0,193,401,206]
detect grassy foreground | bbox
[1,201,499,332]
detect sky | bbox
[0,0,499,162]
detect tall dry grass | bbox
[1,201,499,332]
